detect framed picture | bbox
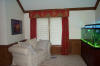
[11,19,22,35]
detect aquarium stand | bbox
[81,40,100,66]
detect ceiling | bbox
[19,0,97,11]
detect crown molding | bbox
[69,7,95,11]
[16,0,99,13]
[16,0,25,13]
[95,0,100,9]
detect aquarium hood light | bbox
[84,24,100,29]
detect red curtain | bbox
[30,18,37,39]
[61,17,69,55]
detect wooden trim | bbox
[69,7,95,11]
[17,0,99,13]
[95,0,100,9]
[16,0,25,13]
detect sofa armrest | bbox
[9,46,30,55]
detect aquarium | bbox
[81,24,100,48]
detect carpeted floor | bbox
[11,55,87,66]
[40,55,87,66]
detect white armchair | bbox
[9,39,51,66]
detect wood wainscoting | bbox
[69,39,81,55]
[51,39,81,55]
[0,45,12,66]
[51,45,62,55]
[0,39,26,66]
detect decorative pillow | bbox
[27,38,37,49]
[18,41,30,48]
[18,41,35,54]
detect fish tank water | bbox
[81,24,100,48]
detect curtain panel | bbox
[29,9,69,18]
[30,18,37,39]
[62,17,69,55]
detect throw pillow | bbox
[18,41,36,54]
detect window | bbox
[37,18,49,40]
[50,17,62,45]
[37,17,62,45]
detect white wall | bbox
[5,0,25,44]
[69,10,95,39]
[0,0,8,45]
[95,3,100,23]
[0,0,25,45]
[24,10,95,41]
[24,13,30,39]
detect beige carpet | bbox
[11,55,87,66]
[40,55,87,66]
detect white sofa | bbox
[9,39,51,66]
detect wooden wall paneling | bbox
[51,45,61,55]
[69,39,81,55]
[0,45,12,66]
[51,39,81,55]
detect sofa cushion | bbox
[34,48,47,64]
[36,40,49,50]
[27,38,37,49]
